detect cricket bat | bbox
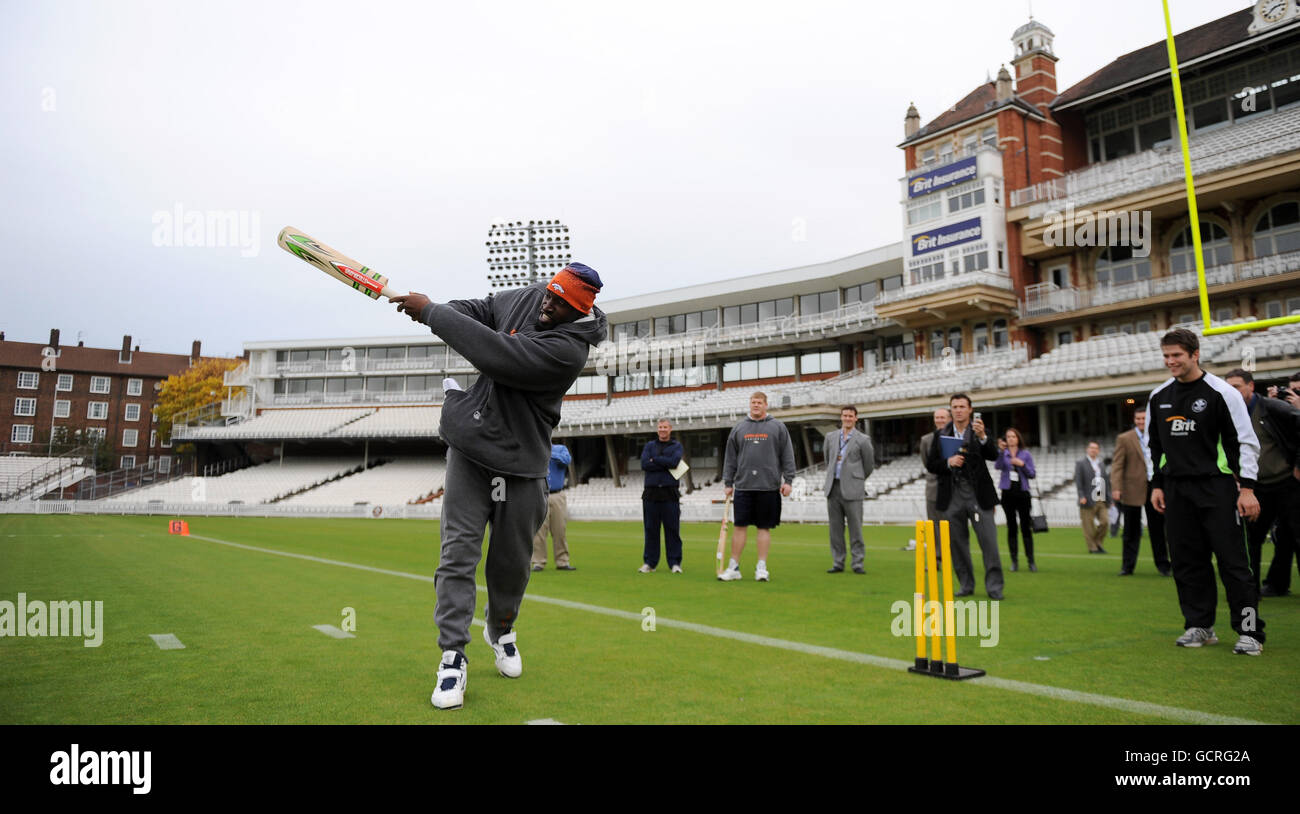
[716,492,732,577]
[277,226,400,300]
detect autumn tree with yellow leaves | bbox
[153,357,244,444]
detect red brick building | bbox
[0,329,215,472]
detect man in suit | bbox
[1111,408,1171,576]
[1076,441,1110,554]
[923,393,1003,599]
[918,407,951,524]
[823,405,875,574]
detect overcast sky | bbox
[1,0,1240,357]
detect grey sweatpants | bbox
[435,446,548,654]
[944,481,1004,596]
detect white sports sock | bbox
[728,558,739,570]
[757,559,767,569]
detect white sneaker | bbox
[1175,627,1218,648]
[431,651,467,709]
[670,564,683,574]
[637,564,655,573]
[755,565,770,582]
[718,566,742,581]
[483,625,522,678]
[1232,634,1263,656]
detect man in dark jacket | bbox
[1224,368,1300,592]
[393,263,607,709]
[640,418,685,573]
[923,393,1004,599]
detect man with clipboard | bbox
[923,393,1005,599]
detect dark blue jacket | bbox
[640,439,684,489]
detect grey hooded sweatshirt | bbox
[419,283,607,478]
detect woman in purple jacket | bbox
[995,428,1037,572]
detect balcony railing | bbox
[271,356,470,376]
[874,270,1014,307]
[266,391,445,407]
[1020,249,1300,317]
[1010,106,1300,215]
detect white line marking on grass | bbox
[313,624,355,639]
[187,533,1265,725]
[149,633,185,650]
[526,718,566,725]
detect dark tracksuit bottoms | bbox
[435,446,548,655]
[1165,476,1265,641]
[642,499,683,568]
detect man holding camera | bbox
[1224,368,1300,594]
[923,393,1003,599]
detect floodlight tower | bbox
[484,219,572,289]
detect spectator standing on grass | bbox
[1147,329,1264,655]
[995,427,1036,572]
[1111,407,1171,576]
[823,405,874,574]
[923,393,1003,599]
[639,418,685,574]
[919,407,951,526]
[719,392,795,583]
[532,443,576,572]
[1075,441,1110,555]
[1261,370,1300,595]
[1223,368,1300,594]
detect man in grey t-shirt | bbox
[720,392,795,582]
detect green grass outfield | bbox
[1,513,1296,724]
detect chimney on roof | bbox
[996,64,1013,102]
[191,340,201,361]
[0,331,5,341]
[49,329,60,350]
[904,102,920,139]
[121,335,133,364]
[134,345,140,352]
[78,340,84,347]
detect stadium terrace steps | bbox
[278,457,446,507]
[104,458,365,505]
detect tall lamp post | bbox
[485,219,572,289]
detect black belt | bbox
[549,488,564,494]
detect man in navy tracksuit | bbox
[1146,329,1264,655]
[640,419,685,573]
[393,264,607,708]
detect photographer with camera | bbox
[923,393,1003,600]
[1246,370,1300,596]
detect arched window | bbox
[1254,201,1300,257]
[1170,221,1232,274]
[948,327,963,355]
[992,319,1008,348]
[973,322,989,352]
[1095,245,1152,287]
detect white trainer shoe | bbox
[718,566,742,581]
[670,564,683,574]
[483,625,522,678]
[431,651,467,709]
[1232,634,1263,656]
[755,565,770,582]
[637,564,655,573]
[1174,627,1218,648]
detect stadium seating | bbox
[280,457,446,506]
[105,457,363,505]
